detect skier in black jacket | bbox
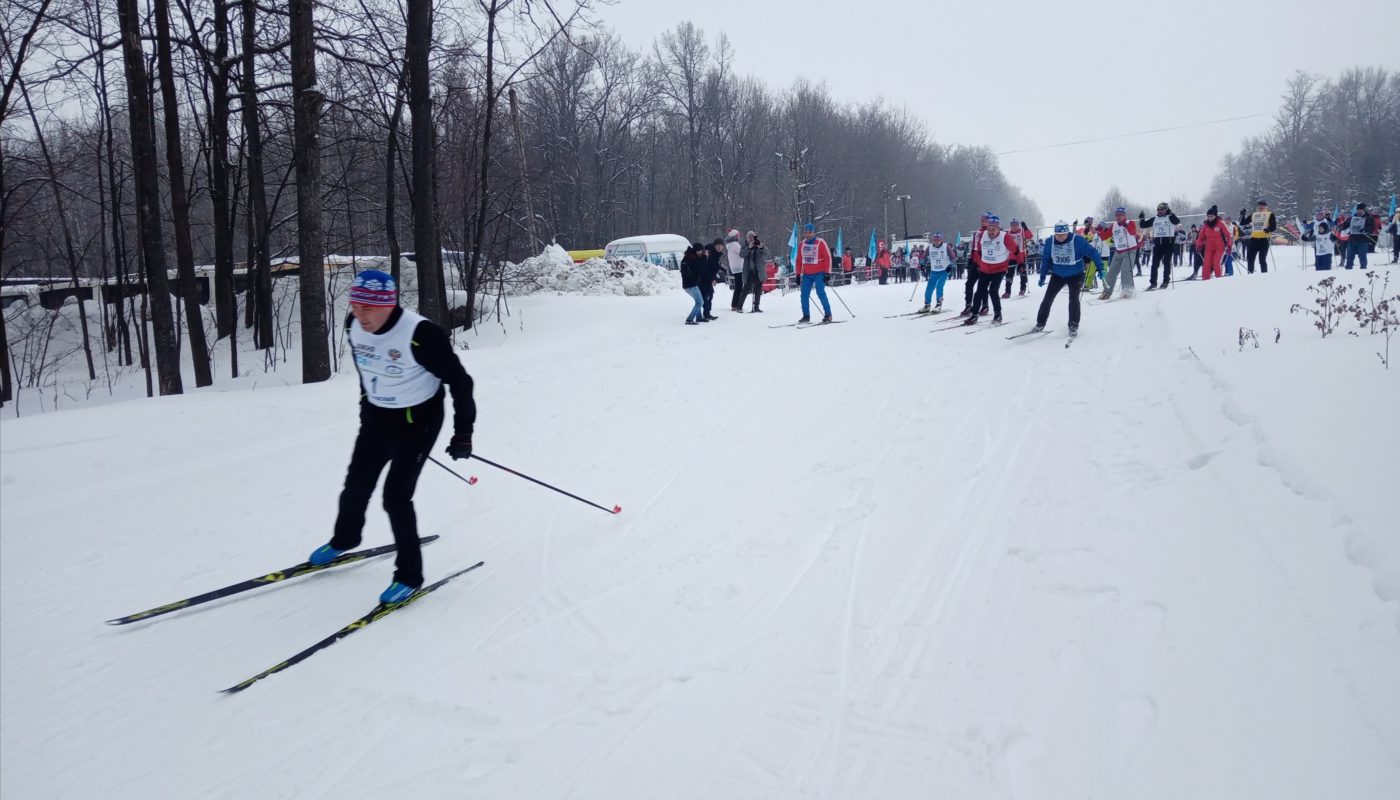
[1142,202,1182,289]
[309,270,476,604]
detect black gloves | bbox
[446,434,473,461]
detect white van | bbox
[604,234,690,271]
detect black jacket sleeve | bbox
[410,320,477,437]
[1168,213,1181,225]
[1266,212,1277,233]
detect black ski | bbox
[1006,328,1052,340]
[106,536,441,626]
[221,561,485,694]
[796,320,848,329]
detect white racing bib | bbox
[980,231,1009,264]
[800,240,820,264]
[1111,223,1137,250]
[1152,216,1175,238]
[1051,239,1079,266]
[1310,225,1332,256]
[1252,211,1271,231]
[928,245,951,270]
[1349,215,1366,234]
[350,309,441,409]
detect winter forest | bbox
[1,0,1039,407]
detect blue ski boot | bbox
[309,543,346,566]
[380,582,416,604]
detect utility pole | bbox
[883,183,897,248]
[897,194,911,239]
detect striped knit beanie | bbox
[349,270,397,307]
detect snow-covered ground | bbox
[2,251,1397,799]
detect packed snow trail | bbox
[2,261,1397,798]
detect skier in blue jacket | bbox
[1034,221,1104,337]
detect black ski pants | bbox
[971,270,1004,319]
[332,397,444,588]
[1036,272,1083,330]
[1246,238,1270,273]
[1150,238,1175,287]
[964,263,980,310]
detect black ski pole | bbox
[828,283,855,318]
[471,454,621,515]
[429,456,479,486]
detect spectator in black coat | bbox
[680,244,706,324]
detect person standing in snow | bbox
[1389,208,1400,263]
[741,232,768,312]
[962,212,990,316]
[795,223,834,324]
[1034,221,1103,337]
[920,232,956,313]
[875,240,892,285]
[700,237,724,319]
[725,229,746,312]
[680,244,706,323]
[1194,205,1232,281]
[1099,207,1141,300]
[1186,224,1202,279]
[963,214,1017,326]
[1145,202,1182,290]
[1002,218,1033,298]
[1337,202,1379,269]
[309,270,477,605]
[1173,225,1187,267]
[1244,199,1277,273]
[1299,208,1335,271]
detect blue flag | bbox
[1389,194,1396,217]
[867,228,878,261]
[788,222,799,265]
[835,227,844,258]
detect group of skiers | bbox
[678,230,772,324]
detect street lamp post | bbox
[897,194,912,239]
[883,183,897,249]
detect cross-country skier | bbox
[1194,205,1232,280]
[1338,202,1379,269]
[1145,202,1182,290]
[1099,207,1141,300]
[920,232,956,313]
[795,223,834,323]
[963,214,1018,326]
[1033,221,1103,337]
[1186,224,1202,279]
[1298,209,1335,271]
[310,270,477,604]
[962,212,991,316]
[1003,218,1033,298]
[1244,199,1277,273]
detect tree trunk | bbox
[240,0,274,349]
[0,136,11,404]
[385,72,407,284]
[116,0,182,394]
[509,86,539,252]
[406,0,444,325]
[465,0,500,329]
[290,0,330,382]
[154,0,212,387]
[210,0,235,342]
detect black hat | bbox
[1256,199,1267,206]
[1356,202,1368,210]
[1207,204,1219,215]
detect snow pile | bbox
[510,243,677,297]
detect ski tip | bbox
[612,505,623,514]
[104,618,128,626]
[468,476,479,485]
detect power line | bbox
[996,113,1270,157]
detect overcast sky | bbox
[594,0,1400,225]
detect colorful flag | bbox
[1389,194,1396,217]
[867,228,878,261]
[788,222,799,265]
[835,227,844,257]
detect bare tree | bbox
[116,0,183,395]
[290,0,329,381]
